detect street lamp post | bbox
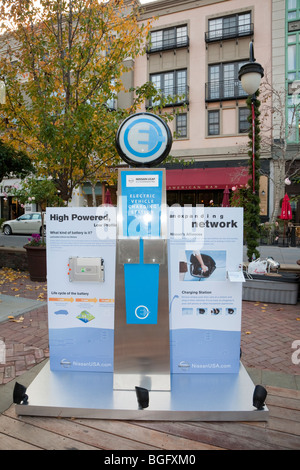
[238,41,264,261]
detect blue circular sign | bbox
[116,112,172,167]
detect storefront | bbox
[0,179,25,221]
[165,163,249,208]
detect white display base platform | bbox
[15,361,268,421]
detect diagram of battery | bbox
[68,257,104,283]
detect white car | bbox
[2,212,45,235]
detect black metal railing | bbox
[205,79,248,102]
[205,23,253,43]
[147,85,189,108]
[146,36,189,54]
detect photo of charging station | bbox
[14,113,268,421]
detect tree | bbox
[243,92,261,261]
[259,73,300,222]
[0,0,165,202]
[11,176,64,243]
[0,139,34,181]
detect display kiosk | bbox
[14,113,268,421]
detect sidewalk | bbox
[0,268,49,389]
[0,244,300,413]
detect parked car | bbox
[2,212,45,235]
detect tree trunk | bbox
[91,183,97,207]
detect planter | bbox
[243,273,299,305]
[24,245,47,282]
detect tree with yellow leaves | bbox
[0,0,164,202]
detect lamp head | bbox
[238,62,264,95]
[238,41,264,95]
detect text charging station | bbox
[15,113,268,420]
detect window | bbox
[286,18,300,141]
[288,0,298,19]
[176,113,187,138]
[287,106,299,142]
[288,43,296,71]
[206,12,252,42]
[208,110,220,135]
[239,108,250,133]
[150,69,188,107]
[206,62,247,101]
[149,25,188,52]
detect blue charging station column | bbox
[114,113,172,391]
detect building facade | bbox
[2,0,300,225]
[135,0,273,218]
[283,0,300,222]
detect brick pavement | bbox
[241,300,300,375]
[0,267,300,385]
[0,268,49,385]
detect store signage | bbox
[289,20,300,32]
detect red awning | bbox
[166,167,249,190]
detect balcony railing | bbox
[147,85,189,108]
[205,23,253,43]
[146,36,189,54]
[205,79,248,102]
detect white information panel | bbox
[46,207,116,372]
[46,206,244,375]
[168,207,244,374]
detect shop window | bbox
[167,190,224,207]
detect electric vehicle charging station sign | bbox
[120,170,163,238]
[117,169,165,326]
[116,112,172,167]
[114,113,172,389]
[46,111,244,379]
